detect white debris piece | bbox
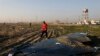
[8,53,13,56]
[56,42,60,45]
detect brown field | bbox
[0,23,100,56]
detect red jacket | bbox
[41,23,47,31]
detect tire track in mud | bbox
[0,31,40,55]
[0,29,33,43]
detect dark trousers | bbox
[41,30,48,38]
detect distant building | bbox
[77,19,100,25]
[83,19,89,25]
[95,20,100,25]
[90,20,96,25]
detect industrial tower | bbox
[82,8,89,24]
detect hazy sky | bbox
[0,0,100,23]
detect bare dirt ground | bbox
[0,23,100,56]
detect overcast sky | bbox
[0,0,100,23]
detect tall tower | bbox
[82,8,89,24]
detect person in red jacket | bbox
[41,21,48,38]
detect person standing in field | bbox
[41,21,48,38]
